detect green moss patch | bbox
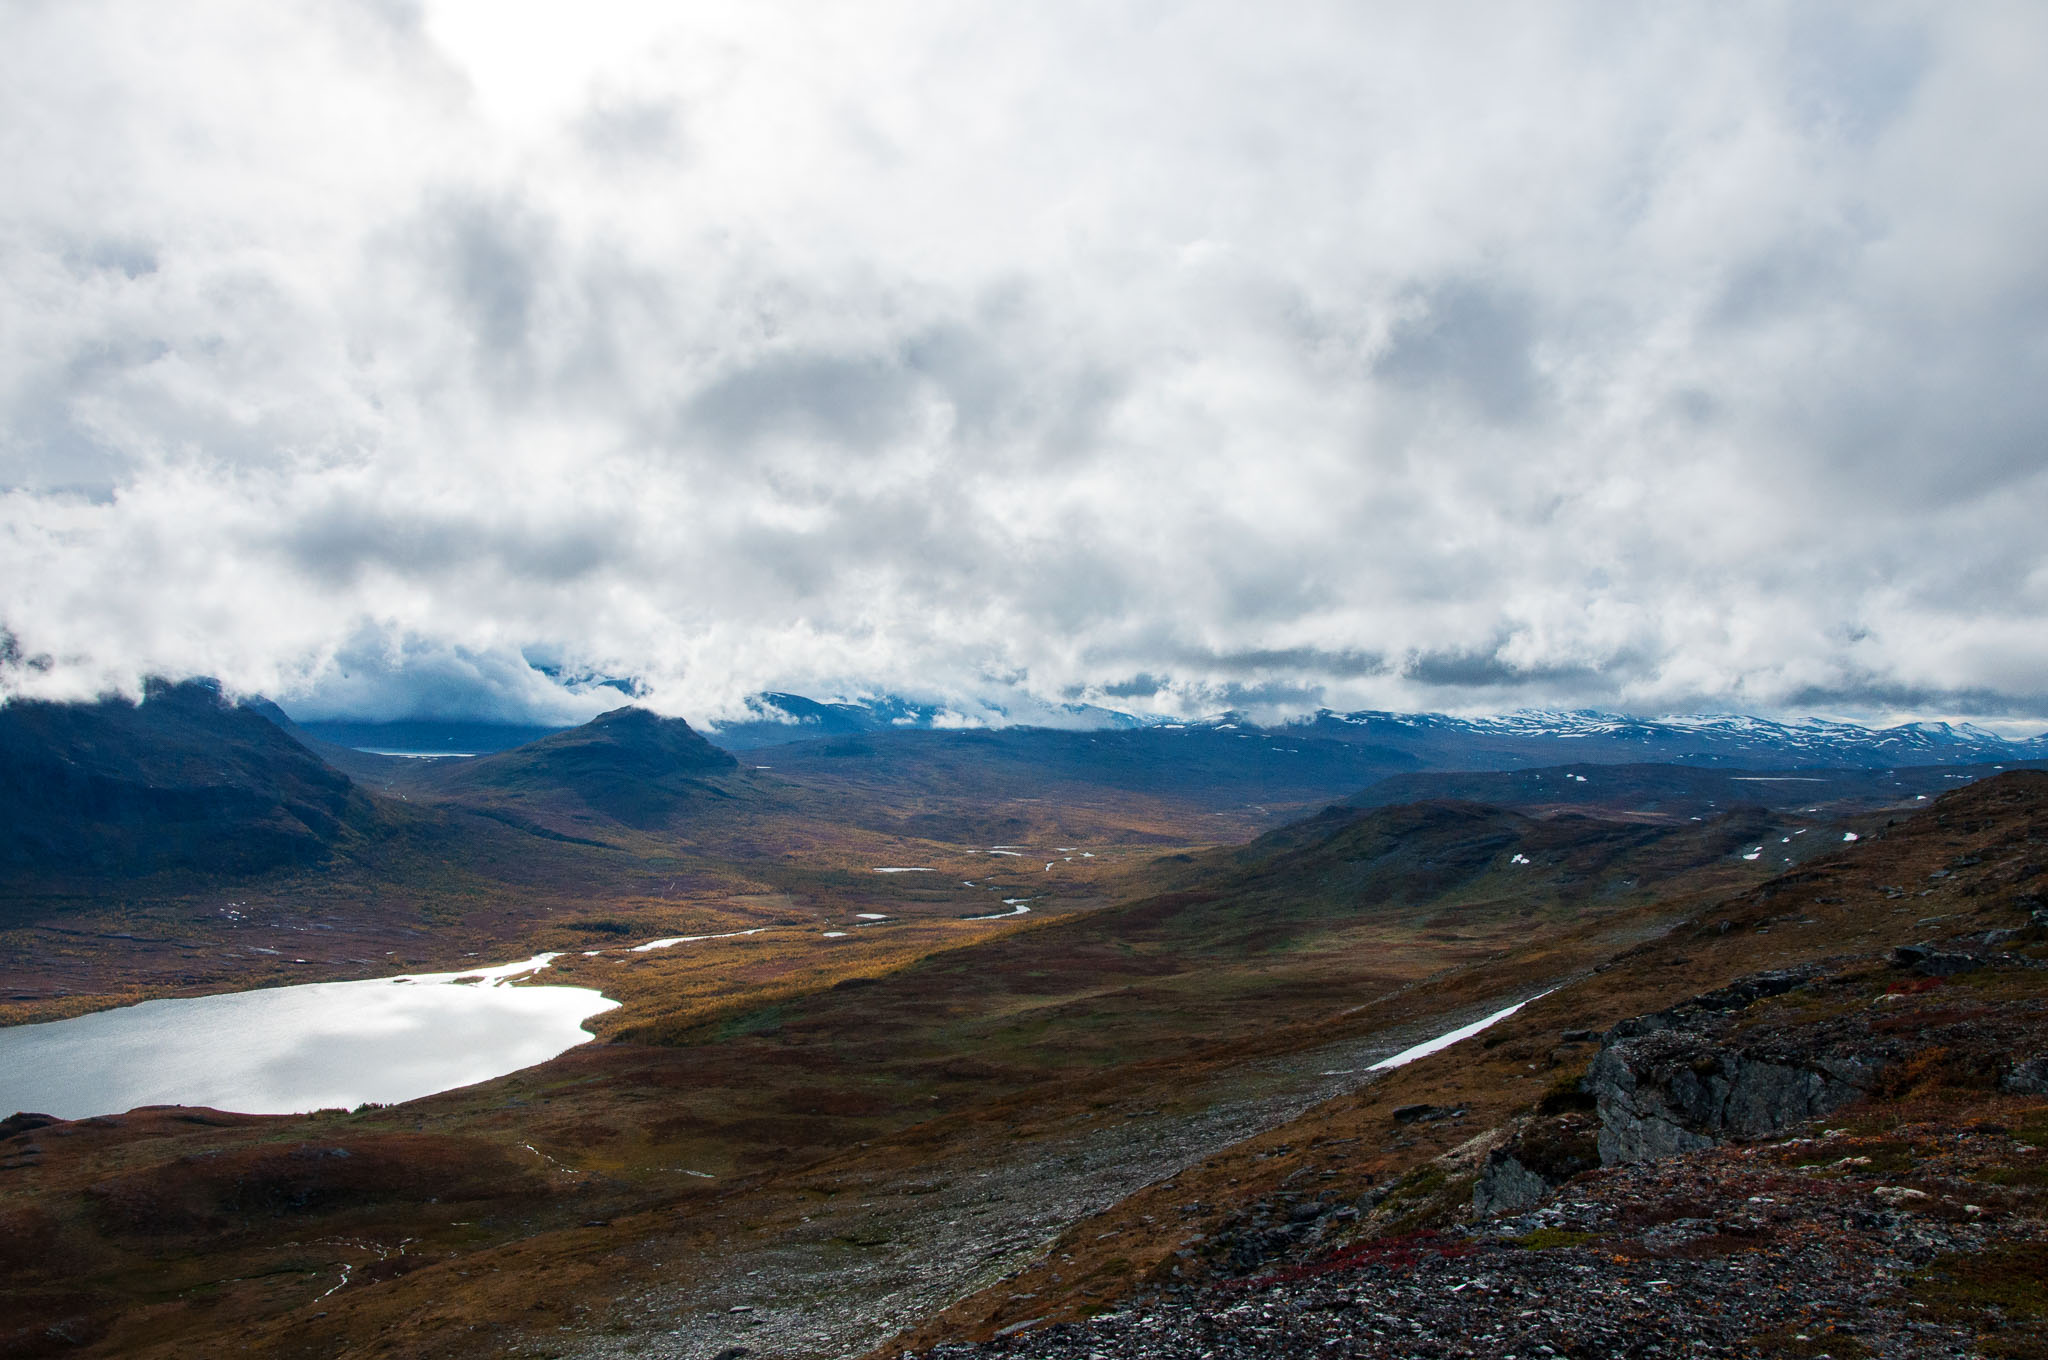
[1913,1241,2048,1332]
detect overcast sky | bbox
[2,1,2045,730]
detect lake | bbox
[0,955,618,1121]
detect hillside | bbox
[1289,707,2048,768]
[1344,759,2042,821]
[408,706,743,831]
[747,722,1421,812]
[0,697,775,1021]
[887,771,2048,1358]
[0,679,380,883]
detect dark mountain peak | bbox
[0,677,373,879]
[141,674,226,703]
[234,693,299,732]
[539,706,737,774]
[427,705,738,829]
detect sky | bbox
[2,1,2045,731]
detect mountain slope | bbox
[1103,794,1790,957]
[414,706,741,830]
[1344,759,2038,821]
[886,770,2048,1355]
[0,679,378,880]
[2,760,2023,1360]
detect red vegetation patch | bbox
[1234,1230,1480,1288]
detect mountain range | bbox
[8,684,2042,892]
[1279,706,2048,767]
[297,692,2048,769]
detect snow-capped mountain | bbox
[702,692,1149,750]
[1278,708,2048,769]
[701,694,2045,770]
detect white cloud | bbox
[2,1,2046,726]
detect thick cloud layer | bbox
[3,1,2045,728]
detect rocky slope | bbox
[890,771,2048,1359]
[908,1112,2042,1359]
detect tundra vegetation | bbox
[2,687,2045,1358]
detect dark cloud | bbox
[1161,647,1387,680]
[1206,679,1329,711]
[421,193,558,363]
[1711,240,1852,329]
[277,500,621,589]
[1376,280,1547,425]
[903,319,1125,459]
[1780,680,2048,723]
[1782,5,1930,143]
[1246,648,1383,679]
[686,350,923,452]
[1100,673,1164,699]
[64,239,159,280]
[1402,646,1609,692]
[574,96,685,162]
[1091,648,1383,706]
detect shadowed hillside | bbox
[405,706,744,831]
[0,680,381,882]
[1345,759,2045,821]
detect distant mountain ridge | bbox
[268,688,2045,771]
[702,694,2046,769]
[8,682,2040,891]
[407,706,741,830]
[702,692,1148,749]
[1274,707,2048,769]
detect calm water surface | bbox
[0,955,618,1120]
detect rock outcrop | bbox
[1584,966,1894,1165]
[1589,1027,1884,1165]
[1470,1113,1600,1217]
